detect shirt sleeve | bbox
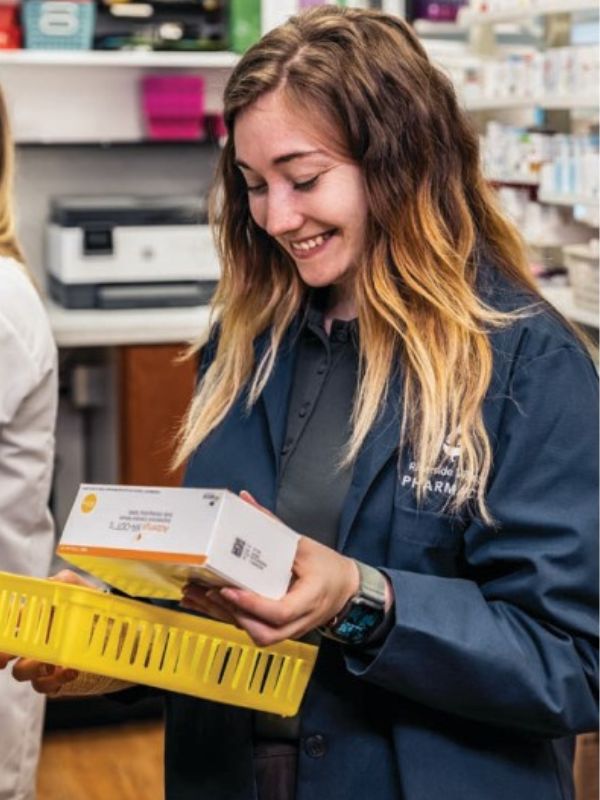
[0,314,37,424]
[344,346,599,738]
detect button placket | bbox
[298,401,311,419]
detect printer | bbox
[47,195,220,309]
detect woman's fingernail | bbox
[220,588,238,602]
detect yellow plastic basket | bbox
[0,571,318,717]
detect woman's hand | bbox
[181,491,362,647]
[0,569,96,695]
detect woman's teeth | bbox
[290,231,333,252]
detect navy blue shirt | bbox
[171,272,598,800]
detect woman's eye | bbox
[247,183,267,195]
[294,176,319,192]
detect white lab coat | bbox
[0,257,57,800]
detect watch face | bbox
[333,601,384,645]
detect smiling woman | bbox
[233,97,367,311]
[170,7,597,800]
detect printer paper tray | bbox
[50,276,216,310]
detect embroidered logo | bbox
[442,430,462,461]
[399,430,465,500]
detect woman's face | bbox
[233,90,368,292]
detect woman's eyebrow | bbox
[235,150,324,170]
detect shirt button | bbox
[332,327,348,343]
[304,734,326,758]
[298,402,310,419]
[316,362,327,375]
[281,437,293,455]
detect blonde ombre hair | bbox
[175,6,540,521]
[0,86,24,264]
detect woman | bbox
[4,7,598,800]
[0,88,58,799]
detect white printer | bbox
[47,195,220,309]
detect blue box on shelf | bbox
[23,1,95,50]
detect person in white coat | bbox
[0,87,58,800]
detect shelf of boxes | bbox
[413,20,464,37]
[458,1,600,28]
[538,191,598,207]
[487,173,540,186]
[464,94,599,112]
[454,4,599,332]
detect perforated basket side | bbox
[0,581,70,663]
[67,607,314,716]
[0,573,317,716]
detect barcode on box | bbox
[231,537,246,558]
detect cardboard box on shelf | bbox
[57,484,299,600]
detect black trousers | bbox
[253,741,298,800]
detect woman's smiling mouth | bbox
[289,229,336,257]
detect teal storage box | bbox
[23,1,95,50]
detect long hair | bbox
[0,86,24,264]
[175,6,539,521]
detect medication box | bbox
[57,485,299,600]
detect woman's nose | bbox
[264,195,303,238]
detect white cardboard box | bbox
[57,484,299,600]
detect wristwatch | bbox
[319,560,388,646]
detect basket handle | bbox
[38,2,80,37]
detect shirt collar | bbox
[301,288,359,347]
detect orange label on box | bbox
[57,543,207,565]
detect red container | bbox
[142,75,205,141]
[0,3,21,49]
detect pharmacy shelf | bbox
[465,96,535,111]
[465,93,599,111]
[48,289,599,346]
[526,236,564,248]
[487,172,540,185]
[47,300,211,348]
[542,95,600,111]
[0,50,239,68]
[538,190,598,207]
[413,20,464,37]
[459,1,599,28]
[539,284,599,328]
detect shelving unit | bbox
[46,300,211,348]
[538,190,598,207]
[413,19,463,37]
[458,1,600,27]
[464,94,599,112]
[487,172,540,186]
[460,1,599,332]
[0,50,239,68]
[0,49,236,142]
